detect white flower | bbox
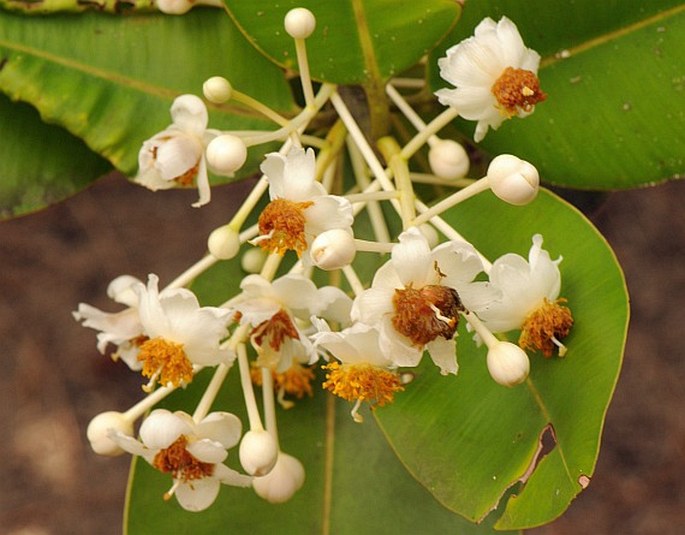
[252,451,305,503]
[134,274,233,388]
[470,234,573,356]
[135,94,216,207]
[351,227,485,375]
[230,274,321,372]
[73,275,145,371]
[111,409,251,511]
[254,147,353,259]
[435,17,546,142]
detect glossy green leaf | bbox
[0,8,296,211]
[124,257,517,534]
[376,189,628,529]
[0,91,111,218]
[224,0,460,85]
[428,1,685,188]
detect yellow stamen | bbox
[137,337,194,387]
[519,298,574,357]
[251,362,315,408]
[322,362,403,409]
[491,66,547,117]
[257,198,314,256]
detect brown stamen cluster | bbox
[257,198,314,256]
[392,284,463,347]
[153,435,214,483]
[519,298,574,357]
[491,67,547,117]
[137,337,194,387]
[322,362,403,407]
[252,309,300,352]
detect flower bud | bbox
[203,76,233,104]
[486,341,530,387]
[239,429,279,476]
[241,247,268,273]
[310,229,356,270]
[208,225,241,260]
[428,139,470,180]
[156,0,193,14]
[206,135,248,177]
[252,451,305,503]
[87,411,133,456]
[487,154,539,206]
[284,7,316,39]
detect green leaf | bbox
[0,9,296,182]
[429,1,685,189]
[375,189,628,529]
[0,91,111,218]
[224,0,460,85]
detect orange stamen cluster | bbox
[137,337,194,387]
[519,298,574,357]
[322,362,403,407]
[257,198,314,256]
[251,362,315,400]
[252,309,300,352]
[491,67,547,117]
[392,284,463,347]
[153,435,214,484]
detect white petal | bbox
[195,412,243,449]
[280,147,318,201]
[379,317,422,368]
[186,439,228,464]
[191,155,211,208]
[315,286,353,325]
[261,151,287,199]
[304,196,354,236]
[214,463,253,487]
[139,409,192,450]
[392,227,433,287]
[175,477,220,512]
[272,274,319,318]
[170,94,209,135]
[426,337,458,376]
[350,287,393,326]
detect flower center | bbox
[251,309,300,352]
[137,337,194,388]
[491,66,547,117]
[392,284,463,347]
[251,361,315,408]
[257,198,314,256]
[322,361,403,407]
[153,435,214,484]
[519,298,574,357]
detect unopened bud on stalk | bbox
[208,225,240,260]
[487,154,539,206]
[203,76,233,104]
[310,229,356,270]
[87,411,133,456]
[428,139,470,180]
[206,135,248,177]
[284,8,316,39]
[241,247,268,273]
[253,451,305,503]
[486,341,530,387]
[156,0,193,14]
[239,429,279,476]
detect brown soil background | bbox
[1,174,683,534]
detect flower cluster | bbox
[76,9,573,512]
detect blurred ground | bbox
[0,174,683,534]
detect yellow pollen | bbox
[137,337,194,387]
[257,198,314,256]
[251,362,315,405]
[491,66,547,117]
[322,361,403,408]
[392,284,463,347]
[519,298,574,357]
[153,435,214,482]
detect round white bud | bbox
[487,154,539,206]
[252,451,305,504]
[206,135,248,177]
[203,76,233,104]
[284,7,316,39]
[418,223,439,249]
[486,342,530,387]
[239,429,279,476]
[87,411,133,456]
[428,139,470,180]
[310,229,356,270]
[208,225,240,260]
[156,0,193,14]
[241,247,268,273]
